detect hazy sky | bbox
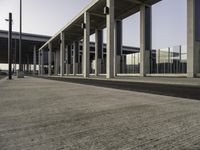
[0,0,187,49]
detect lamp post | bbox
[5,13,13,80]
[19,0,22,71]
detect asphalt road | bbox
[40,76,200,100]
[1,77,200,150]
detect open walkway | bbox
[0,77,200,150]
[40,75,200,100]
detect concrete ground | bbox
[0,77,200,150]
[0,75,6,80]
[41,75,200,100]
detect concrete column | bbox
[48,43,52,76]
[64,45,67,74]
[73,41,79,75]
[60,32,65,77]
[38,50,41,75]
[53,52,56,75]
[26,55,29,72]
[106,0,115,78]
[140,5,152,77]
[41,49,44,75]
[55,50,60,75]
[121,55,127,73]
[187,0,200,77]
[33,45,36,75]
[66,45,71,75]
[114,20,123,76]
[83,12,90,78]
[95,29,103,76]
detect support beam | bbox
[187,0,200,77]
[114,20,123,76]
[124,0,142,5]
[90,12,106,18]
[60,32,65,77]
[106,0,115,79]
[48,43,52,76]
[140,5,152,77]
[83,12,90,78]
[95,29,103,76]
[33,45,36,75]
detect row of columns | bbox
[35,1,158,78]
[35,0,200,78]
[187,0,200,77]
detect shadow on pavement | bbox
[38,76,200,100]
[0,76,6,80]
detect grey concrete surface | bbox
[42,75,200,100]
[51,75,200,87]
[0,77,200,150]
[0,75,6,80]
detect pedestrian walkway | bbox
[0,77,200,150]
[40,75,200,100]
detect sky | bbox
[0,0,187,49]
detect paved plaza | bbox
[0,77,200,150]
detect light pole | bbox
[19,0,22,71]
[5,13,13,80]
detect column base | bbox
[114,55,121,76]
[73,63,79,76]
[17,71,24,78]
[140,51,150,77]
[187,72,199,78]
[95,59,102,76]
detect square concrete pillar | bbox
[66,45,71,75]
[38,50,41,75]
[26,55,30,72]
[83,12,90,78]
[114,20,122,76]
[53,52,56,75]
[48,43,52,76]
[106,0,115,79]
[95,29,103,76]
[55,50,60,75]
[187,0,200,77]
[73,41,79,75]
[140,5,152,77]
[121,55,127,73]
[60,32,65,77]
[41,49,44,75]
[33,45,36,75]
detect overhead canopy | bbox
[39,0,161,51]
[0,30,50,64]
